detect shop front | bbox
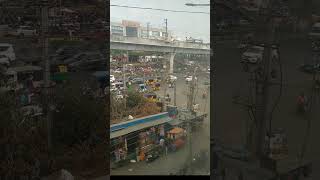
[110,112,173,166]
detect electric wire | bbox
[110,4,210,14]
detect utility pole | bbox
[251,1,277,160]
[147,22,150,38]
[41,0,51,152]
[174,81,176,106]
[164,18,168,39]
[187,68,197,111]
[123,51,128,110]
[163,56,168,111]
[185,67,197,174]
[187,115,193,174]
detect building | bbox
[122,20,140,37]
[110,19,172,40]
[110,112,174,166]
[110,21,124,36]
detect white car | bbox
[110,75,115,83]
[113,69,122,73]
[241,46,264,64]
[8,26,37,37]
[0,43,16,61]
[169,75,177,81]
[185,76,197,82]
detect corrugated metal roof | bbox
[111,112,169,132]
[110,112,172,139]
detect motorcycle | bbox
[146,152,159,163]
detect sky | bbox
[110,0,210,43]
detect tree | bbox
[126,91,146,109]
[53,80,105,146]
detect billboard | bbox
[122,20,140,27]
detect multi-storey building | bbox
[110,19,172,40]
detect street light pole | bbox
[164,18,168,40]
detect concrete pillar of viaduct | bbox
[169,51,176,74]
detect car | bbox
[185,76,197,82]
[241,46,264,64]
[0,55,10,67]
[131,78,144,84]
[113,69,122,73]
[309,23,320,40]
[168,75,177,81]
[8,26,37,37]
[299,64,320,74]
[64,53,86,65]
[67,52,105,71]
[239,19,250,26]
[0,43,16,61]
[312,41,320,51]
[138,84,147,92]
[110,75,115,83]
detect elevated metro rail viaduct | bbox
[110,35,211,74]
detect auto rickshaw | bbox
[144,93,158,103]
[138,84,147,92]
[145,78,155,86]
[153,82,160,91]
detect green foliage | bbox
[126,91,146,109]
[53,81,105,146]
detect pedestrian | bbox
[114,149,120,162]
[165,140,168,155]
[297,92,307,113]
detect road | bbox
[214,34,320,178]
[111,66,210,175]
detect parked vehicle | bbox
[312,40,320,51]
[299,63,320,74]
[0,43,16,61]
[8,26,37,37]
[68,52,105,71]
[146,150,160,163]
[7,66,47,89]
[110,75,115,83]
[144,93,158,103]
[145,78,156,86]
[185,76,197,83]
[0,55,10,67]
[0,70,18,92]
[114,82,124,90]
[168,75,177,81]
[309,23,320,40]
[131,78,144,84]
[241,45,264,64]
[239,19,250,26]
[138,84,147,92]
[152,82,161,91]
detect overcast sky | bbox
[110,0,210,43]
